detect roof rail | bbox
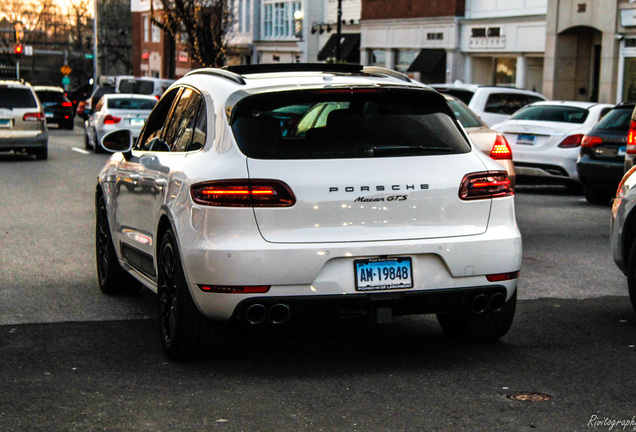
[185,68,246,85]
[362,66,412,83]
[225,63,363,75]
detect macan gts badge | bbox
[95,63,522,360]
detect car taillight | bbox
[62,101,72,107]
[627,120,636,154]
[486,271,520,282]
[459,172,513,200]
[557,134,584,148]
[191,179,296,207]
[198,284,271,293]
[581,135,603,148]
[490,133,512,160]
[23,112,44,122]
[103,114,121,124]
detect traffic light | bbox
[14,44,23,56]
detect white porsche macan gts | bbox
[95,64,522,360]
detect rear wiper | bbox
[364,146,452,157]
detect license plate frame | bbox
[354,257,413,292]
[516,134,536,145]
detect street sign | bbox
[61,76,71,85]
[60,65,71,75]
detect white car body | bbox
[96,65,522,359]
[85,94,156,152]
[492,101,614,184]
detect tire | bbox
[625,240,636,313]
[95,195,140,295]
[583,186,613,205]
[94,132,104,154]
[34,147,48,160]
[84,132,91,150]
[437,290,517,342]
[158,229,226,360]
[65,120,74,130]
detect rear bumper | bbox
[577,156,624,190]
[0,134,48,151]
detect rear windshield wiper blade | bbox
[364,146,452,157]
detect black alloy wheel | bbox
[157,229,226,360]
[626,241,636,313]
[95,195,140,295]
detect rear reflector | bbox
[459,172,513,200]
[198,284,271,293]
[581,135,603,148]
[557,134,584,148]
[486,271,520,282]
[191,179,296,207]
[490,134,512,160]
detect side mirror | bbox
[101,129,134,160]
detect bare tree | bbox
[150,0,231,70]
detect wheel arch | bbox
[622,209,636,269]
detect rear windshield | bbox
[437,89,474,105]
[447,99,484,129]
[0,87,37,108]
[594,107,633,131]
[107,98,157,110]
[35,91,67,103]
[509,105,589,124]
[119,79,155,95]
[231,89,471,159]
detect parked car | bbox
[443,94,516,188]
[610,164,636,313]
[429,81,546,127]
[33,85,75,130]
[96,63,521,360]
[577,102,634,204]
[492,101,614,187]
[0,80,48,160]
[115,76,174,99]
[84,94,157,153]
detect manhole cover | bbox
[507,392,552,402]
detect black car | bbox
[34,86,75,130]
[577,102,634,204]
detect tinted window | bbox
[231,89,470,160]
[509,105,589,124]
[484,93,532,115]
[136,88,180,151]
[35,91,68,103]
[594,107,633,131]
[0,88,37,108]
[447,99,484,129]
[437,89,474,105]
[107,98,157,110]
[163,88,206,152]
[119,79,155,95]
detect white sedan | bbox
[84,94,157,153]
[492,101,614,186]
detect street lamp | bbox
[294,9,304,40]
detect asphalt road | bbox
[1,122,635,431]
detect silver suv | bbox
[0,80,48,160]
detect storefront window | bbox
[395,50,417,74]
[623,57,636,102]
[495,58,516,86]
[369,49,386,67]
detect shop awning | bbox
[407,49,446,73]
[317,33,360,63]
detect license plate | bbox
[516,134,535,145]
[130,118,144,126]
[45,112,53,118]
[0,118,11,128]
[618,146,627,157]
[354,257,413,291]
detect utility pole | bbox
[336,0,342,62]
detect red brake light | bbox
[558,134,584,148]
[103,114,121,124]
[62,101,72,107]
[581,135,603,148]
[628,120,636,154]
[23,112,44,122]
[490,133,512,160]
[191,179,296,207]
[459,172,513,200]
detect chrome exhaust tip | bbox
[488,292,506,312]
[244,304,267,325]
[471,294,489,314]
[268,303,291,324]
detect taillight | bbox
[581,135,603,148]
[191,179,296,207]
[490,133,512,160]
[486,271,520,282]
[459,172,513,200]
[103,114,121,124]
[62,101,72,107]
[23,112,44,122]
[558,134,584,148]
[627,120,636,154]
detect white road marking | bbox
[72,147,91,155]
